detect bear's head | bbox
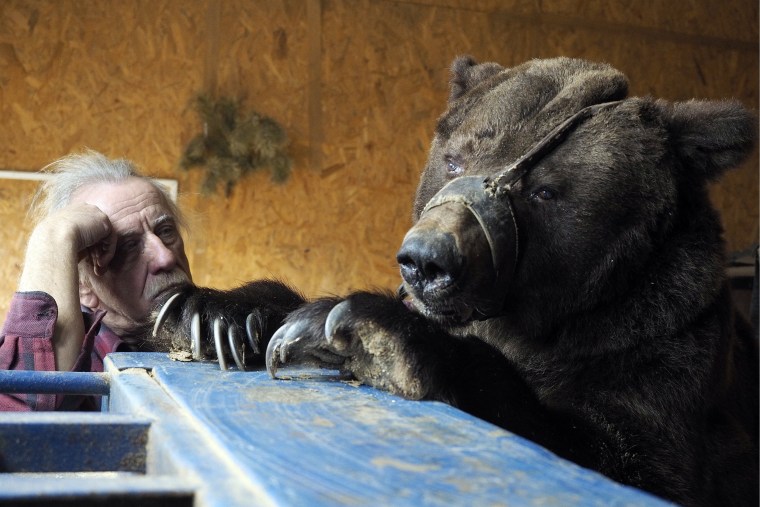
[397,56,755,344]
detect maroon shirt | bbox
[0,291,126,411]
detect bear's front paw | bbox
[267,293,430,399]
[265,298,349,377]
[152,287,266,370]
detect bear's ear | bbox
[449,55,504,102]
[663,99,757,181]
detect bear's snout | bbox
[397,228,463,295]
[396,201,501,322]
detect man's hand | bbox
[18,203,116,371]
[68,204,118,276]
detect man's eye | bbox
[110,239,140,267]
[158,226,177,240]
[121,239,140,252]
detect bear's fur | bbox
[261,56,758,506]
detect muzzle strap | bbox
[422,176,518,317]
[485,100,623,195]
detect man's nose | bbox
[145,233,178,273]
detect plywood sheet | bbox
[0,0,756,325]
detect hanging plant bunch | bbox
[181,94,292,195]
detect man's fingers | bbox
[90,229,117,276]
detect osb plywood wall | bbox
[0,0,757,321]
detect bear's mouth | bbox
[402,291,475,325]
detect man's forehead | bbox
[72,178,176,226]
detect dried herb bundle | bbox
[181,95,292,195]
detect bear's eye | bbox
[445,156,464,177]
[530,187,556,201]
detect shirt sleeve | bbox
[0,292,102,411]
[0,292,58,410]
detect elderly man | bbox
[0,151,303,410]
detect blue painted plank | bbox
[0,370,110,395]
[0,473,194,506]
[0,413,149,473]
[106,352,672,507]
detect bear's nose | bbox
[397,230,463,295]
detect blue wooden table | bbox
[0,352,672,506]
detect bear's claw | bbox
[245,312,261,355]
[227,323,246,370]
[324,300,350,345]
[211,315,261,371]
[212,317,228,370]
[266,321,310,378]
[152,292,182,338]
[191,312,202,360]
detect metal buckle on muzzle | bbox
[419,100,622,318]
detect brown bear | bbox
[262,56,759,506]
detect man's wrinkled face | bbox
[73,177,192,335]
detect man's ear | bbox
[79,278,99,310]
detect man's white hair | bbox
[30,149,184,228]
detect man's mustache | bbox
[145,270,192,301]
